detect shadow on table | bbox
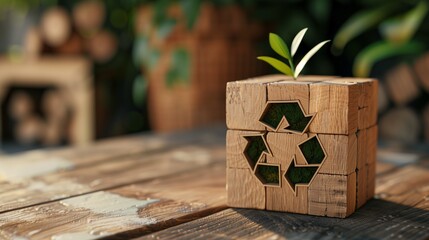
[235,199,429,239]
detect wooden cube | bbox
[226,75,378,218]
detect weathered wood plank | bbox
[0,126,225,182]
[138,162,429,240]
[0,163,227,240]
[0,142,225,214]
[140,198,429,240]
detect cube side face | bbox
[226,76,378,218]
[226,82,267,131]
[226,75,289,131]
[308,172,356,218]
[227,168,265,209]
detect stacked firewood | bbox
[6,1,108,146]
[8,89,70,146]
[379,55,429,144]
[24,1,116,63]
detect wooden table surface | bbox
[0,126,428,240]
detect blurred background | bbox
[0,0,427,153]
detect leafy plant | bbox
[333,1,428,77]
[257,28,330,79]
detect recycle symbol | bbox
[242,100,327,195]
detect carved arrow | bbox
[259,100,314,134]
[284,156,319,195]
[242,134,272,171]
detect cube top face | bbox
[226,75,378,218]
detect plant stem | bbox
[288,59,296,79]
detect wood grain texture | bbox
[140,198,429,240]
[142,160,429,240]
[266,76,340,115]
[227,168,265,210]
[309,81,359,134]
[356,164,368,208]
[308,79,377,134]
[367,163,376,201]
[266,132,309,169]
[267,81,310,113]
[0,126,225,182]
[356,79,378,130]
[266,170,308,214]
[227,76,376,135]
[357,128,368,170]
[228,127,376,216]
[0,163,227,240]
[266,132,356,175]
[317,133,356,175]
[308,172,356,218]
[226,75,287,131]
[0,141,225,214]
[226,129,264,169]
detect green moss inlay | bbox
[244,136,268,169]
[261,102,311,132]
[299,136,325,164]
[286,164,318,187]
[256,164,280,185]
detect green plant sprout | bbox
[257,28,330,79]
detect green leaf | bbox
[257,56,293,76]
[291,28,308,57]
[380,1,428,44]
[353,41,423,77]
[332,4,396,52]
[269,33,291,61]
[294,40,330,79]
[132,75,148,107]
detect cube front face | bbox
[226,75,378,218]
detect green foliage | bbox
[299,137,325,164]
[269,33,292,61]
[379,1,428,44]
[166,48,191,87]
[256,165,279,184]
[286,164,318,187]
[244,136,268,169]
[133,36,160,69]
[353,40,424,77]
[261,102,311,132]
[333,1,428,77]
[257,29,330,79]
[257,57,292,76]
[181,0,203,29]
[332,4,396,52]
[132,75,148,107]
